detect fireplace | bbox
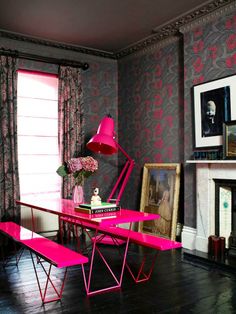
[214,179,236,253]
[182,161,236,253]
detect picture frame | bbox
[139,163,181,240]
[223,120,236,159]
[193,74,236,149]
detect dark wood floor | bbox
[1,238,236,314]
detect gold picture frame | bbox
[223,120,236,159]
[139,163,181,240]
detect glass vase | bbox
[72,185,84,204]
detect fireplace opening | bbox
[214,179,236,256]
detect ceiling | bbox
[0,0,229,56]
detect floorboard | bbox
[1,239,236,314]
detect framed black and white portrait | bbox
[193,74,236,148]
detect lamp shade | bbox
[87,116,118,155]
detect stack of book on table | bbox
[74,202,120,215]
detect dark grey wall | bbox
[118,38,184,211]
[117,6,236,228]
[183,8,236,228]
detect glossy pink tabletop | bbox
[16,198,159,226]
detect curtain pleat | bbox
[58,66,85,199]
[0,55,20,222]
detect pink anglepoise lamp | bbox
[87,114,135,206]
[87,115,135,245]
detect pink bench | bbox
[94,225,182,282]
[0,221,88,303]
[60,216,181,283]
[96,226,182,250]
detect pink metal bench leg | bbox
[125,251,159,283]
[30,251,69,304]
[14,246,25,266]
[1,244,24,267]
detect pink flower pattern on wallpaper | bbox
[193,27,203,38]
[82,60,118,197]
[208,46,217,60]
[154,138,164,149]
[193,75,204,85]
[226,34,236,50]
[226,52,236,68]
[225,15,236,29]
[154,94,163,106]
[154,108,163,119]
[193,57,204,73]
[193,40,204,53]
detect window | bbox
[17,70,60,199]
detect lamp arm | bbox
[107,142,135,205]
[116,142,133,161]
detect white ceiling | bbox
[0,0,222,54]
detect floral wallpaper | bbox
[117,8,236,226]
[81,60,118,202]
[183,10,236,227]
[118,40,184,210]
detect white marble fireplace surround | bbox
[181,161,236,253]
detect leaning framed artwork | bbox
[193,74,236,149]
[139,163,181,240]
[223,120,236,159]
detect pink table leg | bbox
[31,207,36,232]
[82,223,132,296]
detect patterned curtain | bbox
[0,55,20,222]
[58,66,84,199]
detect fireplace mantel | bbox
[186,160,236,164]
[182,160,236,252]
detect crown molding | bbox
[0,30,116,60]
[115,0,235,58]
[179,0,236,33]
[118,36,180,62]
[0,0,234,60]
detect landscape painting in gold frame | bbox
[139,163,181,240]
[223,120,236,159]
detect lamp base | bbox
[92,235,125,246]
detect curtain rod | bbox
[0,48,89,70]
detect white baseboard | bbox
[181,226,197,250]
[196,235,208,253]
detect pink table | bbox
[16,198,159,295]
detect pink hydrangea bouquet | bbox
[56,156,98,185]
